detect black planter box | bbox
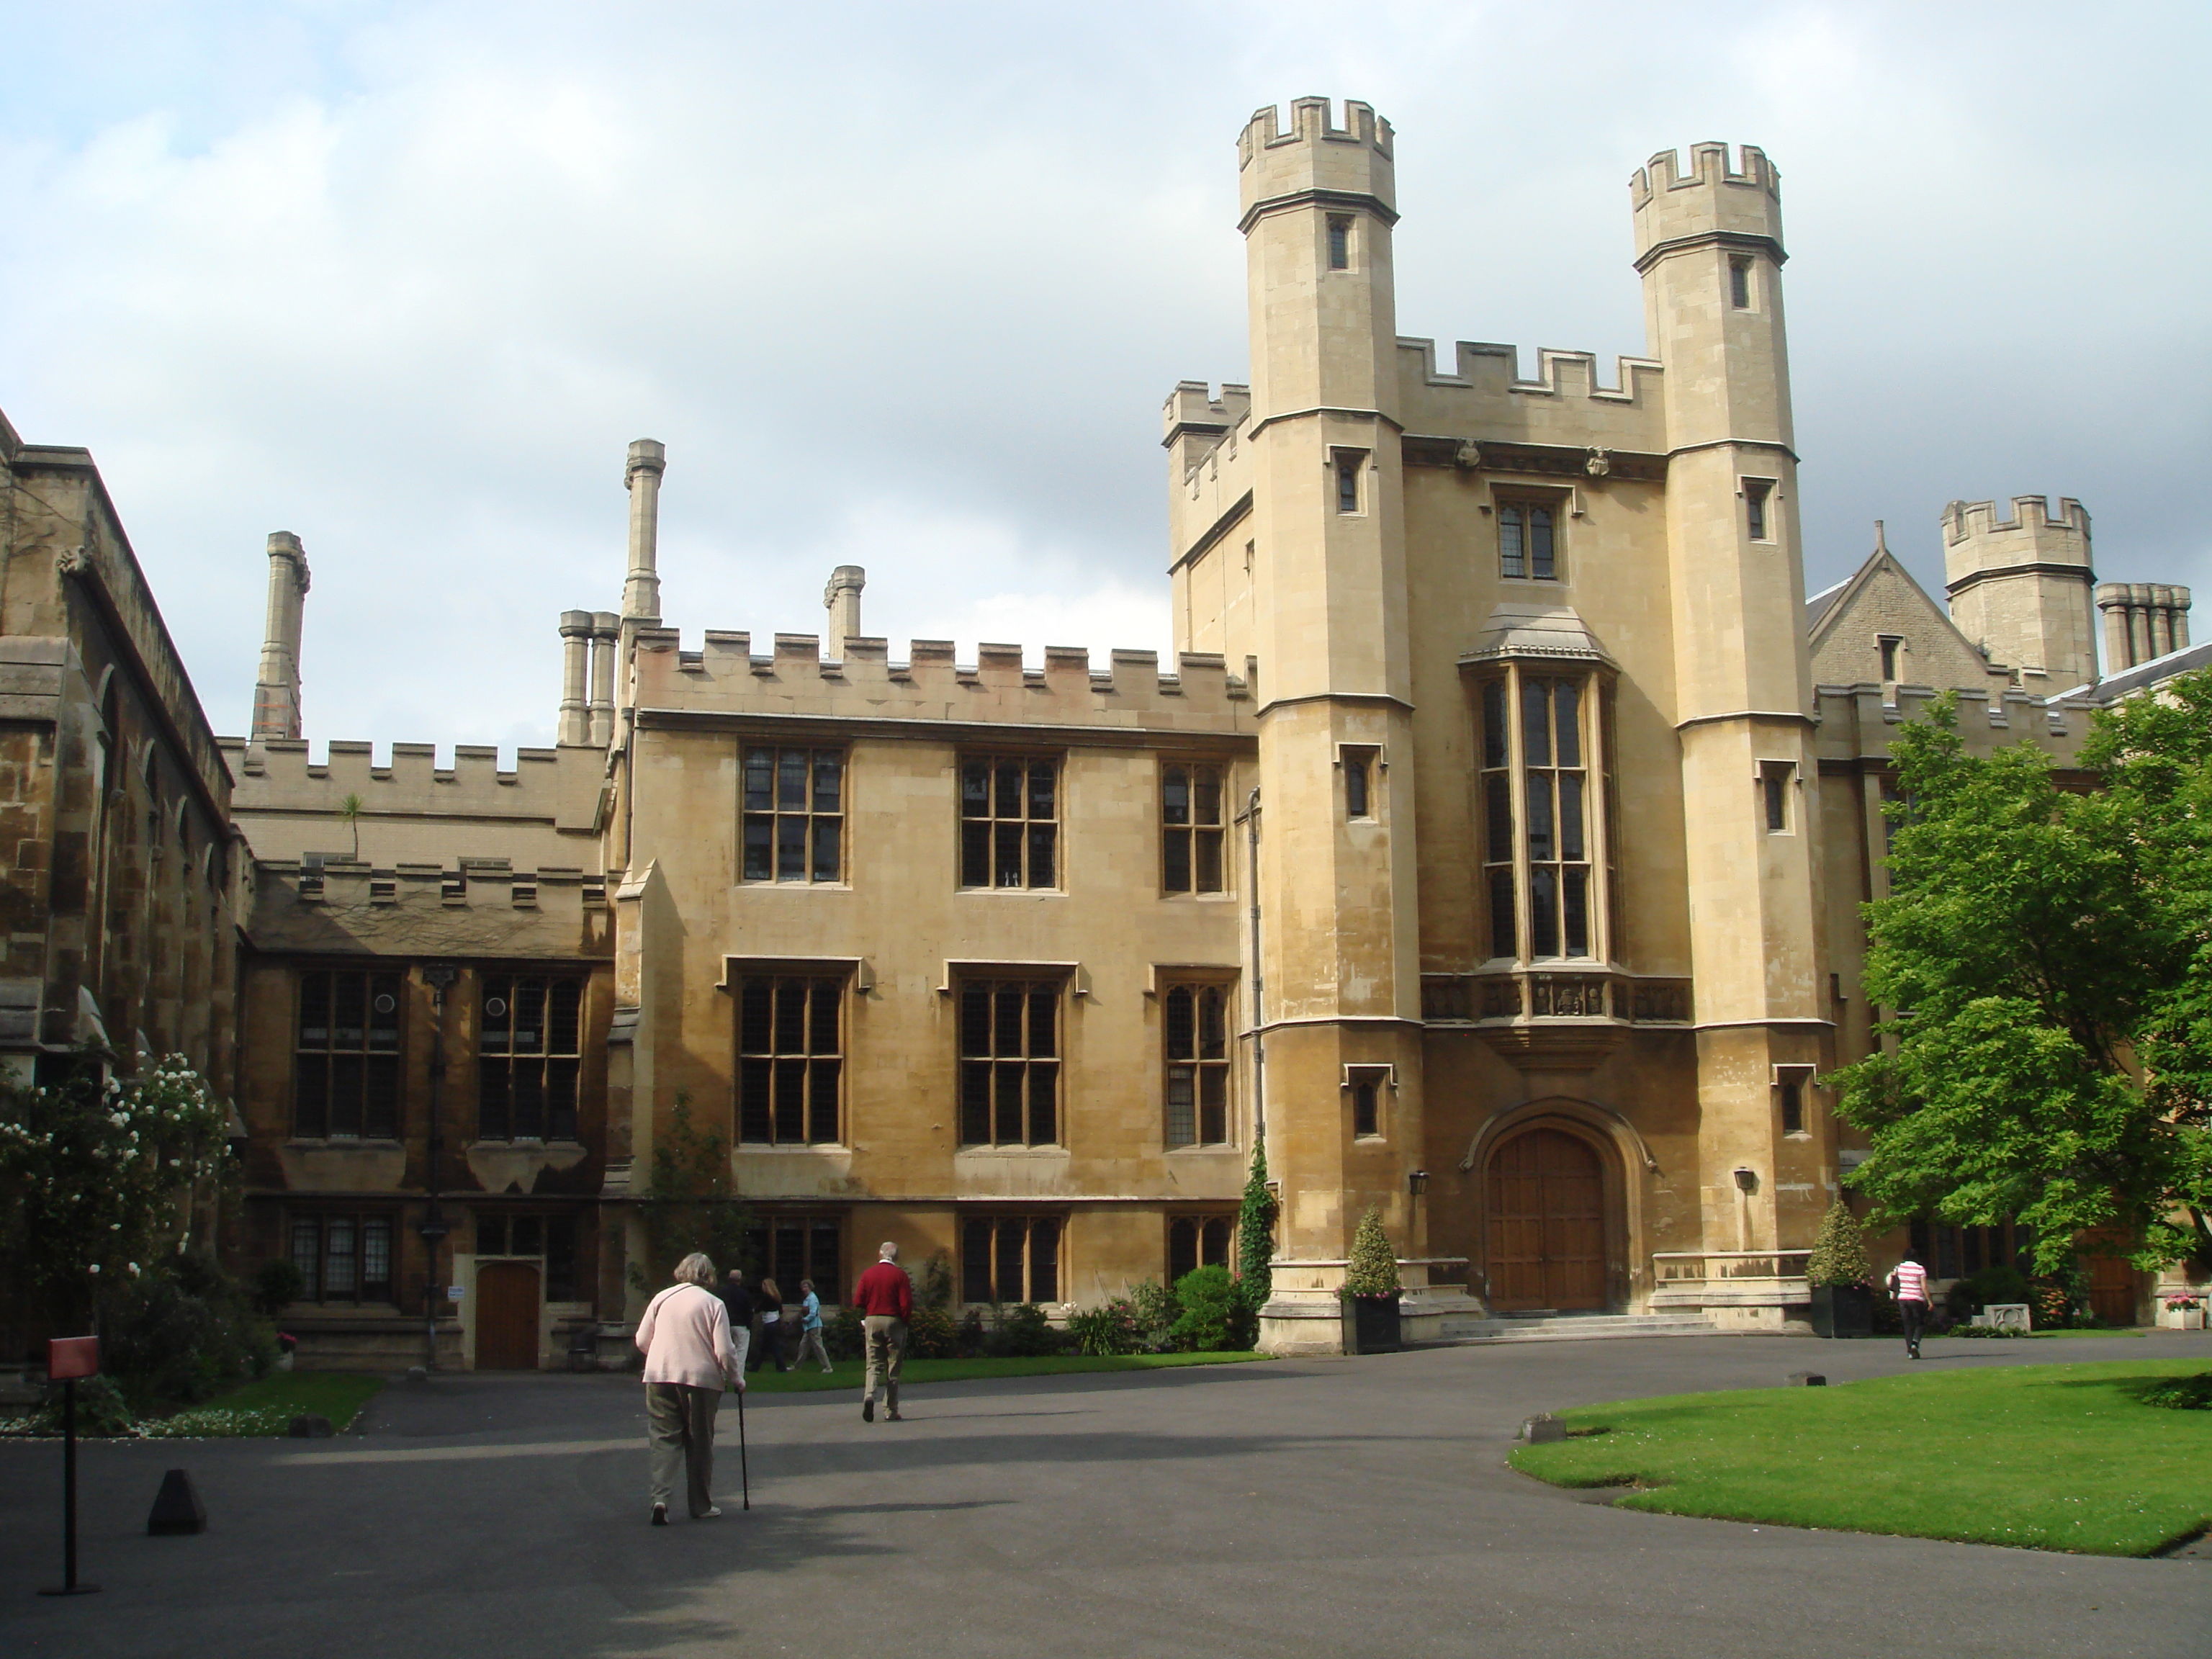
[1809,1284,1872,1339]
[1344,1295,1402,1354]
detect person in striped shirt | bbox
[1887,1255,1932,1359]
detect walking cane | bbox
[735,1383,750,1511]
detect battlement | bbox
[245,856,614,958]
[631,628,1254,739]
[1943,495,2091,552]
[1163,381,1251,446]
[1630,142,1784,265]
[220,736,608,837]
[1238,97,1395,221]
[1394,340,1668,455]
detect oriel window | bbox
[1498,502,1557,580]
[479,977,583,1141]
[1478,667,1611,965]
[742,746,844,883]
[1163,982,1231,1148]
[961,1214,1061,1304]
[1161,762,1226,894]
[295,971,401,1139]
[960,757,1058,889]
[737,976,843,1145]
[958,979,1061,1146]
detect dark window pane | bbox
[299,973,331,1048]
[960,984,991,1058]
[1500,505,1524,578]
[743,748,775,811]
[963,1220,994,1302]
[776,814,806,881]
[810,1224,841,1298]
[1483,680,1508,768]
[1531,867,1560,957]
[1162,766,1190,825]
[997,1221,1027,1303]
[1030,1218,1059,1302]
[742,817,773,881]
[548,981,582,1054]
[330,1054,364,1139]
[1489,868,1517,959]
[477,1212,506,1255]
[1521,680,1552,768]
[325,1218,358,1297]
[1027,989,1056,1058]
[811,751,842,813]
[775,980,806,1053]
[334,973,366,1048]
[1527,776,1555,863]
[1484,774,1513,862]
[1553,680,1582,768]
[1198,1068,1227,1144]
[1195,830,1223,893]
[811,816,840,882]
[1164,986,1194,1060]
[544,1217,577,1300]
[1169,1218,1197,1283]
[1336,457,1359,513]
[1028,1064,1056,1146]
[1198,988,1226,1058]
[1027,824,1056,889]
[1165,1065,1196,1147]
[1028,763,1055,820]
[1353,1081,1378,1138]
[547,1058,579,1141]
[513,981,545,1053]
[809,1059,840,1143]
[479,1060,510,1141]
[511,1215,544,1256]
[961,763,989,817]
[513,1063,546,1140]
[362,1219,392,1292]
[739,982,774,1054]
[740,1059,773,1142]
[369,976,401,1048]
[1164,830,1191,893]
[994,823,1022,887]
[777,749,807,811]
[994,1063,1024,1144]
[297,1056,328,1138]
[1327,217,1349,269]
[1194,768,1221,825]
[1344,757,1368,818]
[994,989,1025,1057]
[995,763,1023,819]
[364,1056,398,1140]
[960,1061,992,1144]
[1530,508,1555,580]
[1563,869,1590,959]
[775,1226,804,1291]
[809,983,839,1054]
[774,1058,806,1142]
[1559,773,1585,862]
[961,821,989,886]
[1201,1218,1231,1268]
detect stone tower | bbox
[1632,143,1825,1254]
[251,531,310,742]
[1237,99,1427,1298]
[1943,495,2098,689]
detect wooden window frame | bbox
[742,1214,845,1304]
[294,968,403,1141]
[477,975,585,1143]
[1161,979,1233,1148]
[959,754,1061,891]
[1477,666,1614,966]
[742,744,846,884]
[1161,760,1228,895]
[957,976,1063,1148]
[289,1211,396,1304]
[960,1213,1064,1305]
[736,974,845,1146]
[1168,1214,1235,1285]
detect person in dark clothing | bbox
[749,1276,793,1372]
[718,1269,755,1372]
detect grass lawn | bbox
[140,1371,387,1438]
[741,1352,1271,1395]
[1510,1359,2212,1557]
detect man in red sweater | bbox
[852,1240,914,1423]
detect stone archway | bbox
[1484,1126,1611,1311]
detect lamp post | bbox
[419,963,458,1370]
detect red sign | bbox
[48,1336,99,1380]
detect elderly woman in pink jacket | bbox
[635,1251,745,1524]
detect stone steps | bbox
[1434,1311,1719,1344]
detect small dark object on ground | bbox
[287,1414,333,1438]
[1521,1413,1565,1443]
[2138,1373,2212,1411]
[147,1468,207,1535]
[1787,1372,1827,1387]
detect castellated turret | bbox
[1942,495,2098,691]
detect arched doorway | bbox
[1485,1128,1607,1311]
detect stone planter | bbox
[1343,1295,1402,1354]
[1809,1284,1872,1339]
[2162,1305,2207,1331]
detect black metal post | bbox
[420,964,458,1370]
[39,1378,99,1596]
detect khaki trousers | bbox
[645,1382,720,1516]
[794,1327,832,1372]
[862,1316,907,1410]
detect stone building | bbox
[209,99,2203,1362]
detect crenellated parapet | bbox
[244,855,613,957]
[1630,142,1784,268]
[1395,339,1668,456]
[1238,98,1395,228]
[629,629,1254,742]
[1812,680,2092,765]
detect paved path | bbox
[4,1332,2209,1658]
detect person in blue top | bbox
[792,1277,834,1374]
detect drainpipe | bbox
[419,964,458,1370]
[1237,788,1265,1137]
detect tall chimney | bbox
[2097,581,2194,673]
[824,565,866,656]
[557,611,593,745]
[251,531,311,742]
[621,439,666,622]
[588,611,619,747]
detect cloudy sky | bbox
[2,2,2205,752]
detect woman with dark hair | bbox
[750,1275,793,1372]
[635,1252,742,1525]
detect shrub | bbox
[1343,1208,1400,1299]
[1066,1298,1143,1357]
[253,1258,305,1318]
[824,1305,866,1362]
[103,1252,275,1412]
[1235,1141,1275,1321]
[914,1251,955,1310]
[1805,1200,1871,1287]
[907,1303,959,1359]
[2139,1372,2212,1411]
[30,1373,138,1437]
[1128,1278,1178,1352]
[1168,1265,1239,1351]
[993,1303,1064,1357]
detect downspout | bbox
[1238,787,1264,1136]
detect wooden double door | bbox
[1485,1128,1609,1312]
[475,1261,541,1370]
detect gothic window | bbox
[1498,500,1558,580]
[289,1214,394,1303]
[295,970,401,1139]
[1162,981,1231,1148]
[1326,214,1352,271]
[960,757,1058,889]
[479,977,583,1142]
[742,1217,845,1300]
[1760,763,1796,835]
[958,979,1061,1147]
[737,976,842,1146]
[1478,668,1614,964]
[1335,451,1364,514]
[1775,1065,1815,1137]
[1342,747,1376,819]
[1730,256,1753,310]
[1346,1064,1391,1138]
[742,746,844,884]
[1169,1215,1233,1284]
[1161,762,1226,894]
[961,1214,1061,1303]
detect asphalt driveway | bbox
[3,1331,2208,1659]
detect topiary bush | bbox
[1168,1265,1240,1350]
[1343,1208,1400,1300]
[1805,1200,1872,1287]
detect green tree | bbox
[1833,682,2212,1272]
[1233,1138,1275,1318]
[1804,1198,1873,1287]
[628,1092,752,1293]
[1343,1206,1401,1298]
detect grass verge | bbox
[741,1352,1272,1395]
[1510,1359,2212,1556]
[140,1372,387,1438]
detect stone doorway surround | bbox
[1458,1097,1647,1315]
